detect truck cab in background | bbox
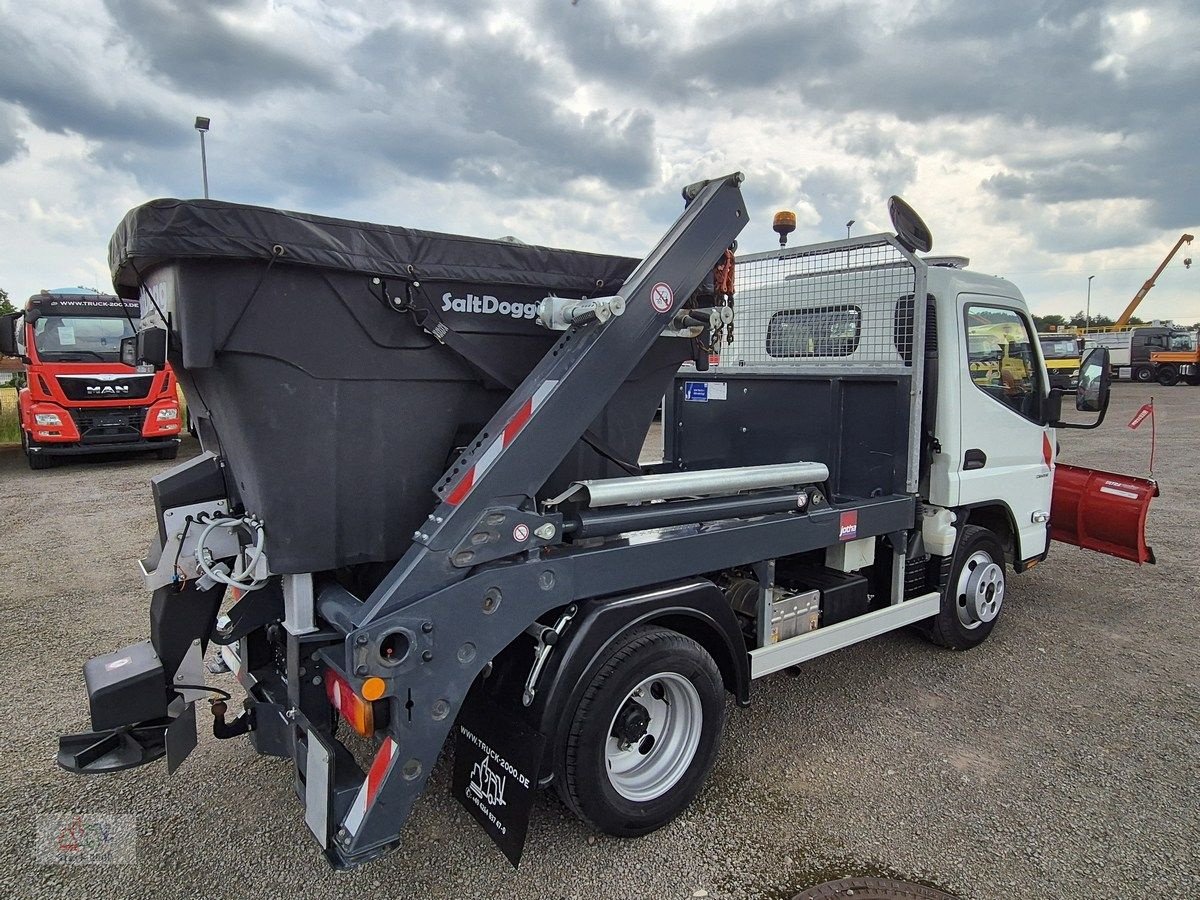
[1037,333,1082,391]
[0,288,181,469]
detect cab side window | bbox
[964,305,1042,421]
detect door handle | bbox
[964,449,987,470]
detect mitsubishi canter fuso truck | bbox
[58,176,1156,867]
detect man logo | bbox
[86,384,130,395]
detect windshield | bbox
[1169,331,1197,352]
[32,315,136,362]
[1039,337,1079,359]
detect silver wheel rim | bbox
[605,672,702,802]
[956,549,1004,629]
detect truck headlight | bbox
[35,413,63,426]
[156,408,179,421]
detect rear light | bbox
[325,668,376,737]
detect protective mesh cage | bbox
[725,238,919,370]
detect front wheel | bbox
[22,430,54,470]
[1133,365,1154,383]
[555,626,725,837]
[923,525,1006,650]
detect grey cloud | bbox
[347,21,658,195]
[102,0,333,98]
[0,103,28,164]
[0,26,180,145]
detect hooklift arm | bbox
[313,173,750,864]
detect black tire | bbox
[157,444,179,460]
[1156,364,1180,386]
[1133,365,1154,383]
[1186,375,1200,386]
[555,626,725,837]
[923,525,1006,650]
[22,430,54,470]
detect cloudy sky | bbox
[1,0,1196,322]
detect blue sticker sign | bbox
[683,382,708,402]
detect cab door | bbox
[956,296,1053,559]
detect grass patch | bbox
[0,384,19,445]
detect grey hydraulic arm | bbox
[354,173,749,627]
[316,173,749,863]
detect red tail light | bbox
[325,668,376,737]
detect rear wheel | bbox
[1185,375,1200,386]
[22,430,54,470]
[1156,364,1180,386]
[555,626,725,837]
[1133,365,1154,383]
[923,525,1005,650]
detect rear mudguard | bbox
[1051,463,1158,564]
[476,577,749,784]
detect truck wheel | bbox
[1133,366,1154,383]
[555,626,725,837]
[924,525,1005,650]
[1186,375,1200,386]
[1155,365,1180,386]
[22,431,54,470]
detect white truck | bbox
[60,179,1155,867]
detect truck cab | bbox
[717,255,1059,572]
[0,288,181,469]
[1037,333,1082,391]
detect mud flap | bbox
[451,695,546,867]
[1051,463,1158,564]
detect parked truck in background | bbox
[1083,324,1199,385]
[0,288,181,469]
[58,178,1156,869]
[1037,333,1081,390]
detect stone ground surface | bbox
[0,382,1196,899]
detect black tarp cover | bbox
[109,198,639,296]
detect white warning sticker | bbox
[707,382,727,400]
[512,523,530,542]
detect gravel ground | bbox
[1,382,1197,899]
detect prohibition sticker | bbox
[512,523,530,542]
[649,282,674,313]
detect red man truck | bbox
[0,288,181,469]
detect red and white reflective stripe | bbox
[445,379,558,505]
[343,736,398,836]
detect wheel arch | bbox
[955,501,1021,567]
[508,578,749,782]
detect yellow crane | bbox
[1107,232,1193,329]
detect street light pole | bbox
[845,219,855,240]
[1086,274,1095,329]
[194,116,211,199]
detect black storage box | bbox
[776,565,869,627]
[83,641,168,731]
[109,199,690,573]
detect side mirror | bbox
[1055,346,1110,430]
[0,312,20,357]
[1076,346,1110,412]
[120,327,168,370]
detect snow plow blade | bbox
[1050,463,1158,564]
